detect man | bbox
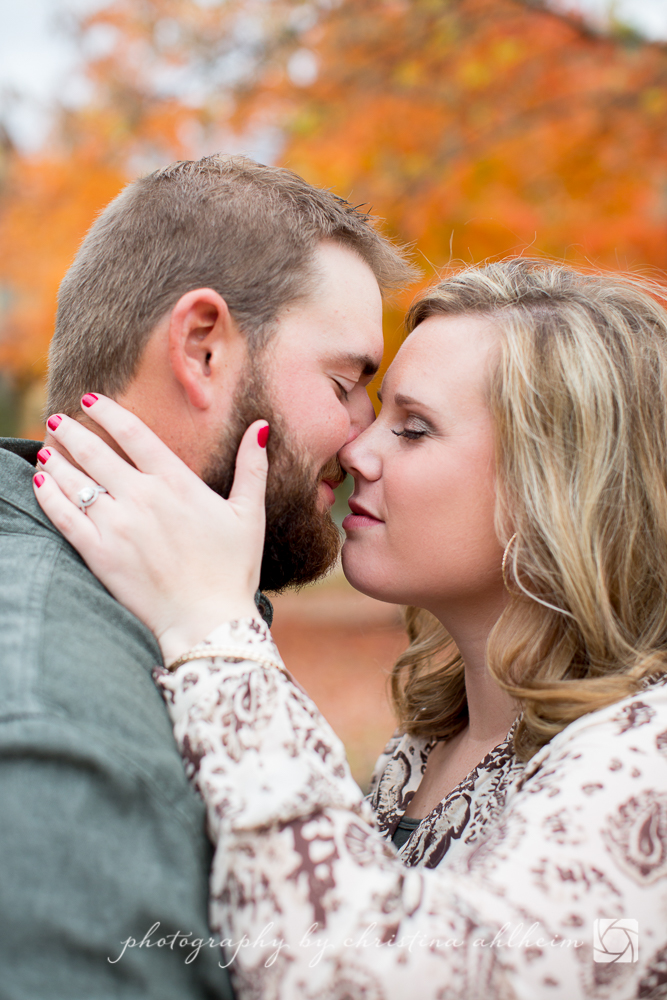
[0,155,413,998]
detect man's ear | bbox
[168,288,245,410]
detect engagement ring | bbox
[77,484,108,512]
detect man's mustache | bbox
[318,455,346,485]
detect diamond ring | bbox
[77,484,108,513]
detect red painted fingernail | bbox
[81,393,98,408]
[34,474,45,488]
[257,424,270,448]
[47,415,62,432]
[36,448,51,464]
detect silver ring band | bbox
[77,484,108,512]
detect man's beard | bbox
[202,360,343,592]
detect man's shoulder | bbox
[0,440,169,757]
[0,531,168,745]
[0,453,232,998]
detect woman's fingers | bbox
[228,421,269,518]
[32,471,100,555]
[34,405,270,661]
[45,411,141,496]
[61,394,191,477]
[36,445,114,514]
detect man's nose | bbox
[346,387,376,444]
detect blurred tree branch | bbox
[1,0,666,432]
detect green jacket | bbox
[0,439,233,999]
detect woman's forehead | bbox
[382,314,499,398]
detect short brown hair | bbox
[47,155,415,414]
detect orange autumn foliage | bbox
[234,0,667,364]
[0,156,125,381]
[1,0,666,410]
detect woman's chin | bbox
[341,546,399,604]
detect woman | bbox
[34,260,667,998]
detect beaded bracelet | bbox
[166,645,286,675]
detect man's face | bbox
[204,242,384,591]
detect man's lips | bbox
[319,478,345,506]
[342,497,384,531]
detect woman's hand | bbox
[32,394,269,665]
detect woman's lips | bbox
[342,497,384,531]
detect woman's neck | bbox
[433,593,517,743]
[403,595,518,819]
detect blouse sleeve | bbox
[154,618,667,1000]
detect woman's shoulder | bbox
[506,675,667,877]
[466,676,667,962]
[521,673,667,784]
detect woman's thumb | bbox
[228,421,269,512]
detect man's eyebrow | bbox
[329,353,379,378]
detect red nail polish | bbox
[47,415,62,432]
[257,425,270,448]
[81,393,98,408]
[36,448,51,464]
[34,474,45,488]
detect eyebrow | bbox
[377,386,435,413]
[329,353,380,379]
[394,393,425,408]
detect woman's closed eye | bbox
[392,428,425,440]
[391,418,432,441]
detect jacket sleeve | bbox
[0,715,233,1000]
[155,617,667,1000]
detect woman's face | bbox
[339,313,506,621]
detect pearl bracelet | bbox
[165,645,286,675]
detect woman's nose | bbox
[339,421,382,481]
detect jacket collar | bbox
[0,437,61,536]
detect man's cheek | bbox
[324,409,352,456]
[289,405,348,470]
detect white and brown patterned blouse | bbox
[154,618,667,1000]
[368,725,524,868]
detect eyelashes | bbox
[333,380,350,400]
[392,428,427,441]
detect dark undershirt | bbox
[392,814,421,850]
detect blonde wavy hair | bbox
[392,259,667,760]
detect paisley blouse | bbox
[369,726,525,868]
[154,618,667,1000]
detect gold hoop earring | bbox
[501,532,517,593]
